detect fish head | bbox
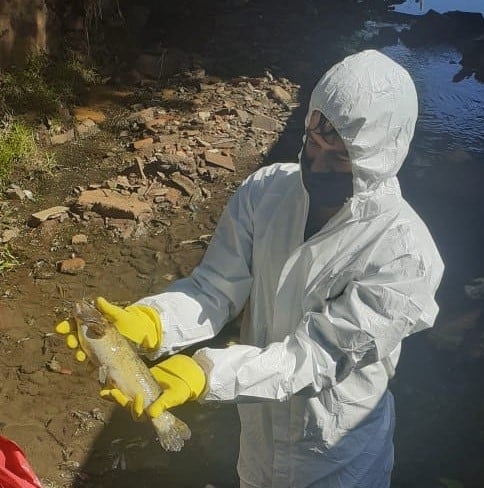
[73,301,109,340]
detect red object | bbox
[0,435,42,488]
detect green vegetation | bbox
[0,120,56,187]
[0,121,35,182]
[0,51,100,116]
[0,246,20,273]
[0,51,99,186]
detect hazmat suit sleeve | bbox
[136,175,255,357]
[194,250,440,402]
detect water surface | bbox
[393,0,484,15]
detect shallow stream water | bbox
[371,3,484,486]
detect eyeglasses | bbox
[307,112,340,146]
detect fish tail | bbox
[151,411,191,452]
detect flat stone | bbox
[57,257,86,275]
[169,173,198,196]
[204,151,235,171]
[132,138,154,150]
[30,206,70,227]
[5,187,25,200]
[270,85,291,104]
[251,113,280,132]
[212,139,237,149]
[76,189,152,221]
[235,109,250,123]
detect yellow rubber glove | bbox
[148,354,206,417]
[99,355,206,419]
[95,297,162,350]
[55,296,163,362]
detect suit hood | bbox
[304,50,418,195]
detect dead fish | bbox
[72,301,191,452]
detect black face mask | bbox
[301,156,353,208]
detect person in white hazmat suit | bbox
[57,49,444,487]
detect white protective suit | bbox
[139,50,444,488]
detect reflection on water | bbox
[381,43,484,154]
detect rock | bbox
[128,108,156,125]
[5,186,25,200]
[76,189,152,221]
[50,129,75,145]
[23,190,34,201]
[0,228,19,243]
[170,173,198,196]
[198,111,211,122]
[211,138,237,149]
[132,138,154,150]
[270,85,291,104]
[71,234,88,245]
[251,113,281,132]
[235,109,250,124]
[76,119,99,138]
[399,10,484,47]
[164,187,182,205]
[235,109,250,123]
[194,136,212,148]
[204,151,235,171]
[29,206,70,227]
[57,257,86,275]
[453,39,484,82]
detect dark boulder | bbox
[453,39,484,82]
[399,9,484,47]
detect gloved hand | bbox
[100,354,207,418]
[55,296,163,362]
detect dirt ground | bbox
[0,119,250,486]
[1,2,483,487]
[0,85,261,486]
